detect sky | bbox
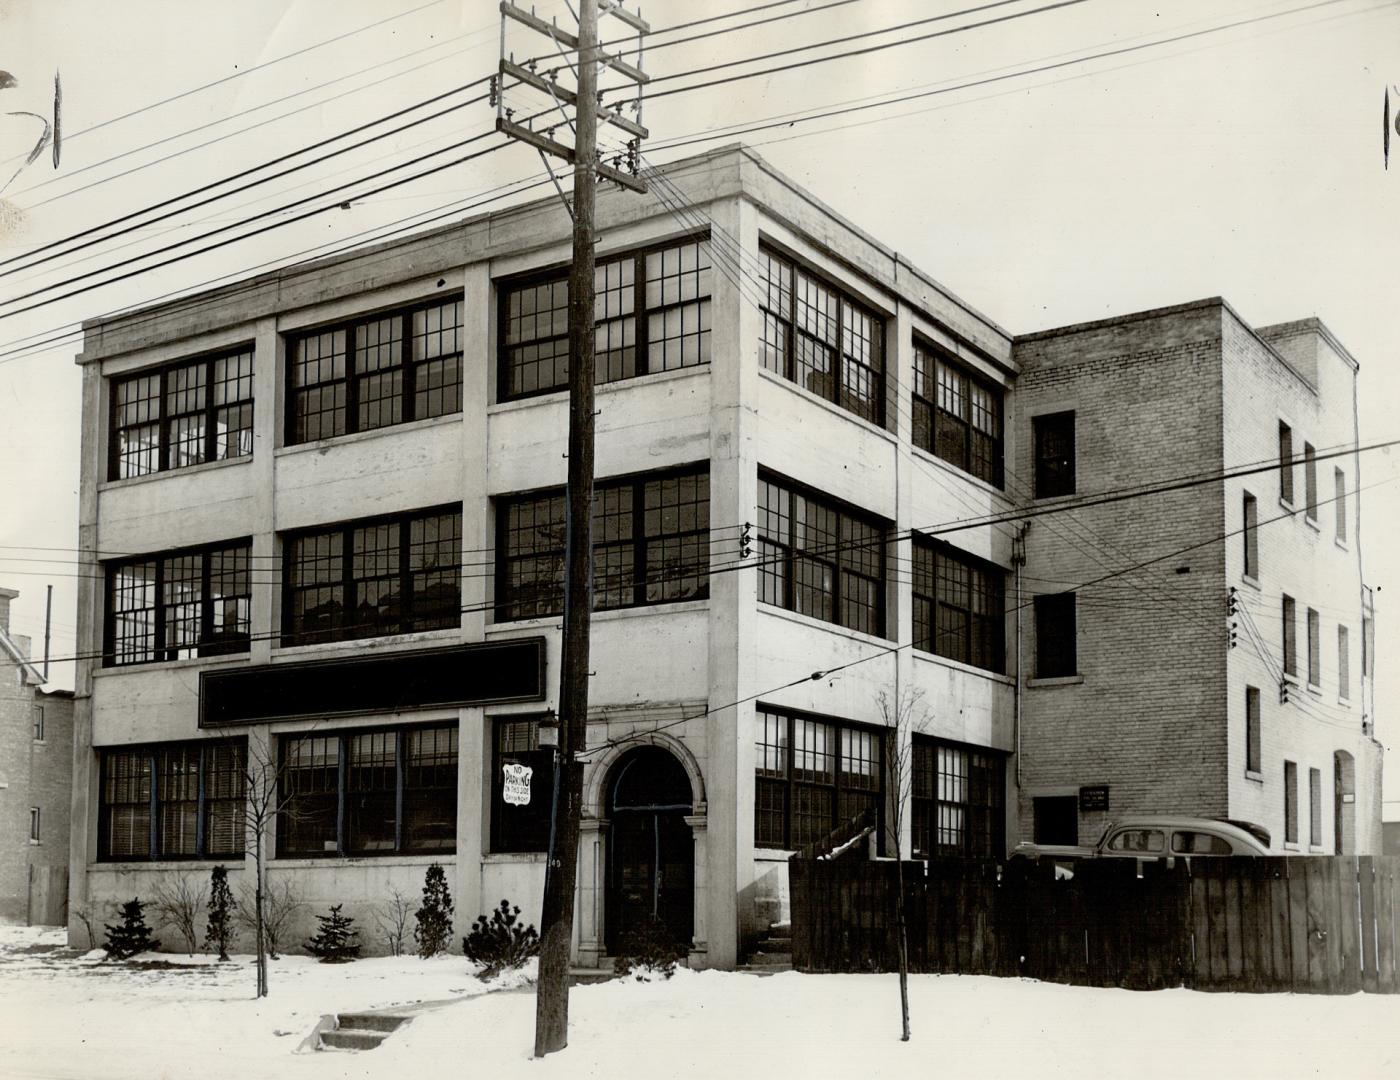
[0,0,1396,811]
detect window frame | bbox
[1033,592,1077,678]
[1243,491,1258,579]
[1033,411,1076,498]
[31,704,43,742]
[1284,759,1298,845]
[911,341,1003,487]
[1335,468,1347,542]
[1306,606,1321,689]
[104,538,253,667]
[284,294,465,446]
[489,716,556,853]
[96,739,247,862]
[1281,594,1297,678]
[496,231,713,402]
[911,735,1005,859]
[29,807,40,844]
[281,504,463,647]
[753,705,885,853]
[911,536,1006,674]
[276,722,458,858]
[756,471,889,639]
[1245,685,1261,774]
[108,345,255,481]
[1338,624,1350,702]
[495,465,710,622]
[758,243,886,427]
[1278,421,1294,505]
[1308,766,1322,847]
[1303,442,1318,521]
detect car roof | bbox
[1103,816,1269,850]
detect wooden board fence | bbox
[789,854,1400,994]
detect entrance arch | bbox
[1334,750,1356,855]
[603,745,695,954]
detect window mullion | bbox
[199,549,213,653]
[345,322,359,436]
[148,749,159,861]
[785,713,794,851]
[785,263,796,382]
[195,744,207,858]
[634,253,649,377]
[342,526,355,640]
[204,357,218,464]
[336,735,348,856]
[394,730,406,853]
[401,313,416,424]
[833,303,844,410]
[632,480,645,607]
[154,558,167,663]
[157,368,170,473]
[398,518,412,633]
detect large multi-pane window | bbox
[109,347,254,480]
[499,236,712,399]
[754,707,883,851]
[912,344,1003,486]
[911,737,1005,859]
[758,245,885,426]
[757,474,887,638]
[1033,412,1075,498]
[287,296,463,444]
[911,539,1005,673]
[278,724,457,857]
[105,541,251,666]
[491,717,556,853]
[496,467,709,621]
[1033,592,1077,678]
[98,740,246,860]
[282,507,461,645]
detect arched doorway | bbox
[1334,750,1356,855]
[604,746,694,955]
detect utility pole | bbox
[493,1,648,1058]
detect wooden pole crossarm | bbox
[598,0,650,34]
[497,118,646,193]
[500,60,649,139]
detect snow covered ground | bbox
[1,925,1396,1079]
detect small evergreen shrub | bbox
[463,899,539,979]
[203,865,236,961]
[414,862,455,959]
[305,904,361,963]
[612,915,687,981]
[104,898,158,960]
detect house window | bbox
[1034,592,1077,678]
[912,344,1002,486]
[496,467,709,621]
[287,296,463,445]
[1338,625,1350,701]
[757,473,887,638]
[758,245,885,426]
[105,540,251,666]
[1303,443,1318,520]
[1281,594,1297,677]
[1245,686,1261,774]
[1309,767,1322,847]
[282,506,461,645]
[1307,607,1320,688]
[491,717,556,853]
[1033,412,1075,498]
[1278,421,1294,504]
[1335,469,1347,542]
[911,538,1005,673]
[29,807,40,843]
[499,237,712,400]
[1363,616,1374,678]
[98,741,246,861]
[1243,492,1258,579]
[31,704,43,741]
[911,737,1004,859]
[754,707,883,851]
[1284,760,1298,844]
[278,724,457,857]
[109,347,254,480]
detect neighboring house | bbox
[1014,306,1382,856]
[0,587,73,925]
[66,144,1382,969]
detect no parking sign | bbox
[503,762,533,806]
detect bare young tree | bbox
[150,875,207,957]
[879,688,927,1043]
[71,903,103,951]
[240,738,301,997]
[372,887,413,957]
[235,879,300,960]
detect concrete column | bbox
[250,316,280,662]
[458,704,485,947]
[704,191,761,967]
[576,817,606,967]
[684,810,708,966]
[891,301,917,859]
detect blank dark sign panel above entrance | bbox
[198,639,546,727]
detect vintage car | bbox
[1011,816,1271,874]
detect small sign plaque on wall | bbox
[503,762,534,806]
[1079,785,1110,812]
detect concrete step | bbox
[569,966,619,986]
[757,936,793,951]
[320,1028,389,1052]
[335,1011,411,1034]
[736,961,793,976]
[745,950,793,966]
